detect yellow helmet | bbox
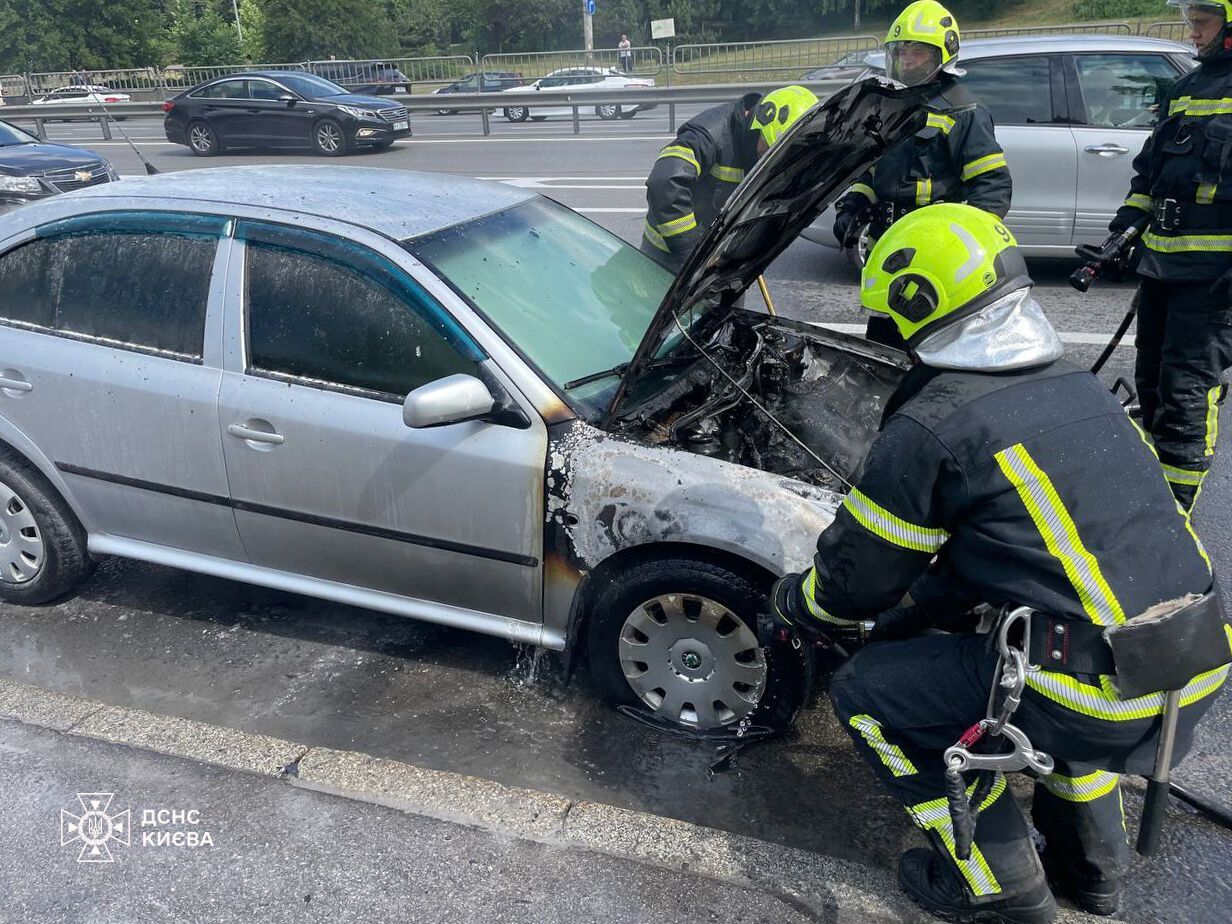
[1168,0,1232,19]
[860,203,1031,344]
[750,85,819,148]
[885,0,961,85]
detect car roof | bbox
[55,166,538,240]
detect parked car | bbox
[802,49,878,82]
[433,72,524,115]
[163,71,411,157]
[0,119,116,215]
[0,80,924,730]
[803,35,1196,262]
[501,67,656,122]
[307,60,411,96]
[30,85,132,122]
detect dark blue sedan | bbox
[0,119,116,214]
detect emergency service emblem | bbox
[61,792,130,862]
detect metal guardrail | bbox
[965,21,1134,40]
[0,74,26,99]
[479,47,662,81]
[1143,21,1189,42]
[672,35,880,77]
[0,81,850,138]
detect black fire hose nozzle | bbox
[945,763,976,862]
[1070,263,1099,293]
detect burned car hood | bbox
[607,78,932,421]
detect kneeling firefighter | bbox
[641,85,819,271]
[832,0,1012,346]
[765,204,1230,923]
[1107,0,1232,511]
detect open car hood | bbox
[605,78,933,423]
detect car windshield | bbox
[407,198,674,416]
[0,120,37,146]
[276,73,347,98]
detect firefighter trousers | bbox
[1134,279,1232,509]
[828,632,1222,902]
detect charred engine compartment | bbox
[615,313,906,491]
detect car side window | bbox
[197,80,246,99]
[0,213,223,358]
[241,226,483,399]
[248,80,284,101]
[1072,54,1180,129]
[959,56,1054,125]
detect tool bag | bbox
[1104,590,1231,699]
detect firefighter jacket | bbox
[778,359,1229,718]
[641,92,762,266]
[835,79,1012,229]
[1111,50,1232,280]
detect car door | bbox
[216,221,544,622]
[0,211,245,559]
[1066,52,1187,246]
[192,79,255,144]
[959,54,1079,250]
[243,77,309,147]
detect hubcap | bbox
[317,124,341,152]
[618,593,767,728]
[0,480,43,584]
[190,126,211,151]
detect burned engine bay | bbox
[611,312,909,491]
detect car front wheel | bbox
[586,557,812,732]
[504,106,529,123]
[596,103,621,120]
[845,219,873,271]
[187,120,219,156]
[313,118,349,156]
[0,455,93,605]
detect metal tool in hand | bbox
[943,607,1055,861]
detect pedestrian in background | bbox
[619,35,633,72]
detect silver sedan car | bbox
[0,81,924,730]
[804,34,1195,259]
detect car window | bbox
[243,232,482,399]
[1072,53,1179,129]
[457,76,477,91]
[540,76,568,88]
[196,80,247,99]
[960,55,1054,125]
[247,80,285,101]
[0,215,221,358]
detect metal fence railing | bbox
[161,61,306,93]
[304,55,477,93]
[479,47,663,82]
[0,74,27,99]
[27,67,166,96]
[1143,21,1189,42]
[965,21,1134,40]
[672,35,881,79]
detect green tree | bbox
[260,0,397,61]
[0,0,165,73]
[166,0,242,66]
[239,0,267,61]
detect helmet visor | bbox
[886,41,943,86]
[1167,0,1227,23]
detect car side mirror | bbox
[279,94,296,106]
[402,374,497,428]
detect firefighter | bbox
[832,0,1012,346]
[1108,0,1232,511]
[765,204,1229,923]
[640,85,819,271]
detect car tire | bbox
[596,103,620,120]
[844,219,873,271]
[586,557,813,732]
[0,453,94,606]
[186,120,220,157]
[504,106,529,123]
[312,118,349,156]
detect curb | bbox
[0,676,1108,922]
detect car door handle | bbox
[227,422,284,445]
[0,374,32,392]
[1084,143,1130,157]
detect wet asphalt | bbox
[1,121,1230,922]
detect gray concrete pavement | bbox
[3,717,869,924]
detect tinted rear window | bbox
[961,56,1054,125]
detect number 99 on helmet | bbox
[860,203,1031,344]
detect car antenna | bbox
[670,312,854,492]
[90,89,159,176]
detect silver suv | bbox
[0,81,923,730]
[805,34,1196,258]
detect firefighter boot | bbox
[1040,852,1122,917]
[898,848,1057,924]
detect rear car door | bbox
[216,221,544,621]
[0,211,244,559]
[192,79,255,143]
[1066,52,1187,245]
[960,54,1079,250]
